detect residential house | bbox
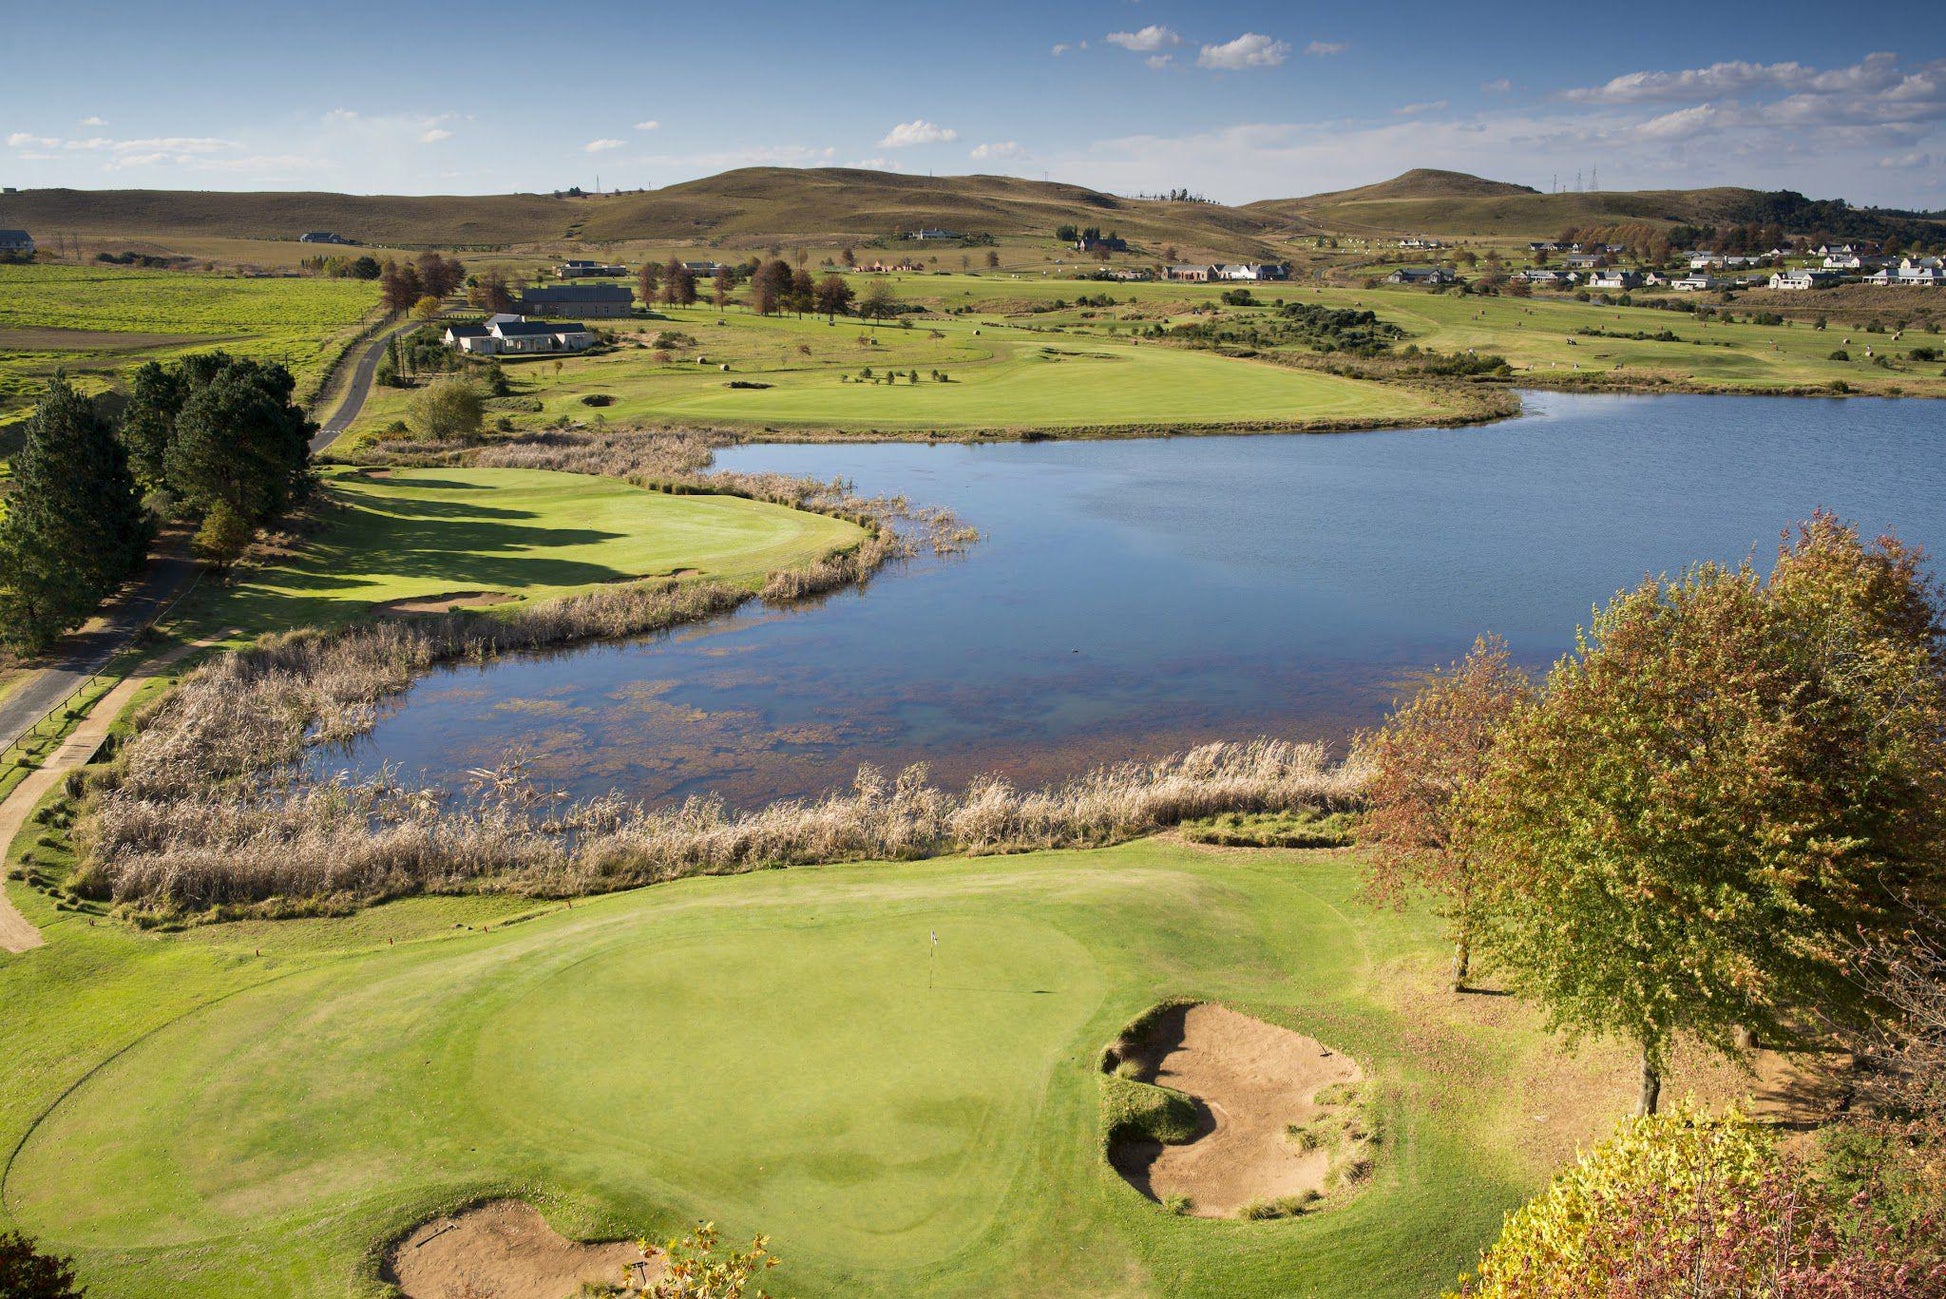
[1165,263,1218,282]
[1813,243,1859,258]
[1867,258,1945,287]
[518,283,633,318]
[1769,269,1841,291]
[1564,253,1605,270]
[1219,262,1290,282]
[1074,235,1129,253]
[1822,252,1865,271]
[1588,269,1641,291]
[1640,271,1670,287]
[299,231,349,244]
[555,260,628,278]
[1672,273,1720,292]
[1386,267,1455,286]
[445,316,596,356]
[682,261,733,279]
[1687,252,1724,270]
[0,229,34,256]
[1514,268,1573,287]
[911,228,959,240]
[1398,236,1444,249]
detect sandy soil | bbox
[377,591,515,615]
[388,1200,656,1299]
[1111,1003,1363,1218]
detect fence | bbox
[0,564,207,800]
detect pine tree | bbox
[0,376,147,653]
[165,359,314,522]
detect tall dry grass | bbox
[80,740,1363,912]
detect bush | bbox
[1829,349,1852,361]
[406,377,485,441]
[1182,808,1354,848]
[192,500,253,568]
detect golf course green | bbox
[0,837,1655,1298]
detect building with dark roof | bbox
[518,282,633,318]
[0,229,35,256]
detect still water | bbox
[328,392,1946,807]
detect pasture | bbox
[0,262,378,428]
[0,832,1748,1299]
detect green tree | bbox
[858,279,899,328]
[1471,516,1946,1114]
[0,376,146,653]
[192,498,253,568]
[1360,635,1534,991]
[0,1230,86,1299]
[164,360,314,523]
[119,360,189,492]
[405,377,485,442]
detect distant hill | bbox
[2,167,1935,255]
[0,169,1277,256]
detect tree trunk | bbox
[1450,934,1471,993]
[1637,1050,1662,1117]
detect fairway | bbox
[348,308,1445,439]
[0,839,1698,1299]
[189,465,865,634]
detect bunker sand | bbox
[388,1200,656,1299]
[1113,1003,1362,1217]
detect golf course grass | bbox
[171,464,865,638]
[347,308,1448,440]
[1,830,1689,1299]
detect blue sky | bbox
[3,0,1943,207]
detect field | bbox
[0,827,1741,1299]
[169,465,864,640]
[0,262,379,428]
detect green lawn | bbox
[0,834,1661,1299]
[349,306,1446,439]
[166,465,864,639]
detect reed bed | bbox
[80,741,1364,913]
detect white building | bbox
[1769,270,1840,291]
[1673,274,1719,292]
[444,316,596,356]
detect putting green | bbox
[0,841,1654,1299]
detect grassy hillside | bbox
[1248,184,1766,239]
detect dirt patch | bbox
[1107,1003,1366,1218]
[377,591,514,615]
[388,1200,655,1299]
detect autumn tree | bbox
[814,273,854,322]
[637,1222,781,1299]
[0,1230,86,1299]
[637,260,662,307]
[1471,516,1946,1114]
[788,267,815,317]
[415,251,465,297]
[751,259,792,315]
[469,269,515,314]
[379,259,424,313]
[662,258,696,308]
[1359,635,1534,991]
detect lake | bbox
[327,392,1946,808]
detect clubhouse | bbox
[444,314,596,355]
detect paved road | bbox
[0,548,200,756]
[312,318,414,453]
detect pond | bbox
[325,392,1946,808]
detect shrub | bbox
[406,377,485,441]
[1830,349,1852,361]
[1163,1193,1194,1216]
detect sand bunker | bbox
[388,1200,656,1299]
[1107,1003,1367,1218]
[378,591,514,615]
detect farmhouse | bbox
[299,231,349,244]
[1514,268,1573,287]
[1074,235,1129,253]
[1822,252,1866,270]
[911,228,959,240]
[444,315,595,356]
[1166,264,1217,282]
[1769,269,1841,291]
[1588,269,1641,291]
[0,229,33,256]
[1673,273,1720,292]
[1219,263,1290,282]
[1398,236,1444,249]
[556,260,628,278]
[518,283,633,318]
[1564,253,1605,270]
[1866,258,1945,287]
[1386,267,1455,286]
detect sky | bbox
[3,0,1944,209]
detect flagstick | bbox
[928,929,937,991]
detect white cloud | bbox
[322,108,360,124]
[633,119,660,131]
[79,115,107,126]
[1397,100,1449,116]
[1107,25,1179,53]
[1146,54,1173,70]
[1304,41,1347,57]
[878,119,958,147]
[971,140,1026,160]
[1051,42,1071,57]
[1198,33,1291,71]
[1563,53,1916,105]
[1482,78,1512,93]
[584,138,627,152]
[1636,103,1719,140]
[7,132,57,148]
[420,128,452,143]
